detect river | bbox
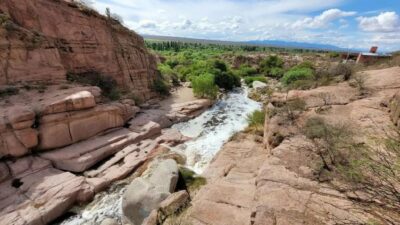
[58,86,261,225]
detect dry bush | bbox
[303,117,352,173]
[303,117,400,222]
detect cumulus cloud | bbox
[358,12,400,32]
[292,9,356,29]
[138,20,157,29]
[90,0,400,51]
[180,19,192,30]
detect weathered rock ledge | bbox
[185,67,400,225]
[0,85,212,225]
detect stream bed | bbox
[58,87,261,225]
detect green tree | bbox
[215,71,241,90]
[191,73,218,99]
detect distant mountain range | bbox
[143,34,362,52]
[246,40,354,52]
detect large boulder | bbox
[252,81,268,91]
[145,159,180,193]
[122,177,170,225]
[122,159,179,225]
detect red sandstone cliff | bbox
[0,0,157,100]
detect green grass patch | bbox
[244,76,267,87]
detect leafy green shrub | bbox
[269,67,284,78]
[166,58,180,69]
[214,71,241,90]
[247,110,265,129]
[260,55,284,74]
[158,64,180,86]
[244,76,267,87]
[191,73,218,99]
[281,68,314,85]
[211,59,228,72]
[292,61,315,70]
[67,70,121,100]
[153,78,170,96]
[234,64,258,77]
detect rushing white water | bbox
[172,87,262,173]
[58,86,261,225]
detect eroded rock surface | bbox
[0,157,86,225]
[0,0,157,100]
[187,67,400,225]
[0,82,207,225]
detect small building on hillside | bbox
[342,46,392,64]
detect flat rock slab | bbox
[38,89,98,115]
[40,128,136,172]
[40,119,164,173]
[188,135,266,225]
[0,157,85,225]
[38,103,135,150]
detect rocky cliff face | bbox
[0,0,157,100]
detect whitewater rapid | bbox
[58,86,261,225]
[172,87,262,173]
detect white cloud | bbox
[179,19,192,30]
[358,12,400,32]
[138,20,157,29]
[372,33,400,44]
[90,0,400,51]
[291,9,356,29]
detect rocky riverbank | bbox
[183,66,400,225]
[0,85,213,225]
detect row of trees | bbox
[145,41,272,52]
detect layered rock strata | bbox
[0,0,157,100]
[0,85,212,225]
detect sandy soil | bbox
[160,87,196,109]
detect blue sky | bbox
[86,0,400,51]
